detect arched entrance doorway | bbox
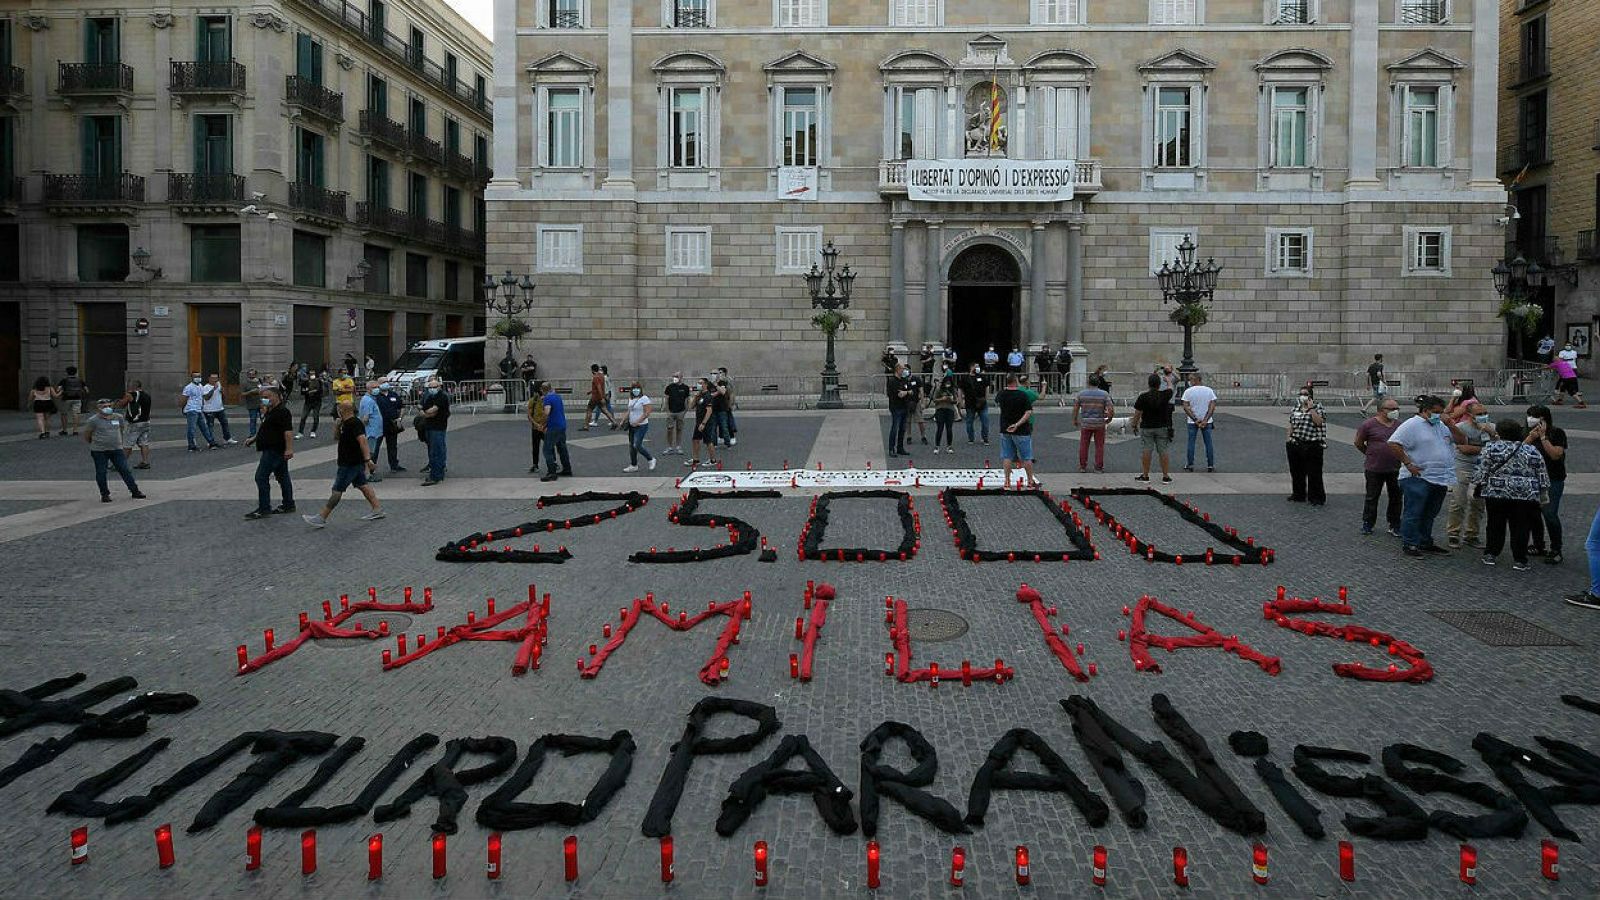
[946,244,1021,368]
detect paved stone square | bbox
[0,406,1597,898]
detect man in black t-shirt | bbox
[303,400,384,528]
[1360,353,1387,414]
[1130,373,1176,483]
[995,375,1038,488]
[420,379,450,485]
[57,366,88,435]
[116,380,155,469]
[663,373,692,455]
[959,363,990,444]
[243,388,295,519]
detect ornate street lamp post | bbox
[1491,254,1543,363]
[803,240,856,409]
[483,270,536,411]
[1153,235,1222,377]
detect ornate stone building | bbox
[0,0,491,406]
[491,0,1508,381]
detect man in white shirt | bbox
[623,383,657,473]
[180,372,221,452]
[1536,335,1556,362]
[1558,342,1579,366]
[201,373,237,444]
[1386,394,1462,558]
[1180,373,1219,472]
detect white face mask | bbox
[99,406,114,416]
[672,376,681,383]
[1298,395,1309,404]
[631,388,641,398]
[1527,416,1542,429]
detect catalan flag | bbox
[987,79,1003,151]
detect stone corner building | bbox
[0,0,491,407]
[491,0,1507,381]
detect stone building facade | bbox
[1497,0,1600,364]
[492,0,1508,383]
[0,0,491,407]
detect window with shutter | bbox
[779,0,821,26]
[913,88,937,159]
[782,88,818,167]
[670,88,703,168]
[776,227,822,273]
[1403,86,1438,167]
[666,228,711,274]
[1153,87,1191,167]
[1149,229,1194,274]
[546,89,583,167]
[537,226,583,273]
[1153,0,1196,24]
[1054,88,1078,159]
[1269,87,1307,167]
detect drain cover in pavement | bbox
[320,613,414,648]
[1427,611,1577,647]
[905,609,969,642]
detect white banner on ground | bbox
[907,158,1076,202]
[678,469,1020,490]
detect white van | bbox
[384,337,488,393]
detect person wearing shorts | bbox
[118,381,155,469]
[995,374,1038,488]
[1131,373,1175,483]
[302,400,384,527]
[1551,351,1587,408]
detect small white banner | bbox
[777,166,818,201]
[679,468,1022,490]
[907,158,1076,203]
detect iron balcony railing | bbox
[410,132,444,167]
[0,176,22,204]
[0,65,22,99]
[551,9,583,27]
[474,160,492,182]
[285,75,344,122]
[1510,139,1550,170]
[356,201,412,236]
[357,201,482,254]
[1399,0,1447,24]
[58,62,134,94]
[1274,0,1308,23]
[43,173,145,203]
[170,60,246,93]
[445,149,476,181]
[359,110,409,151]
[1519,45,1550,83]
[167,172,245,203]
[1577,230,1597,262]
[283,0,491,119]
[674,6,709,26]
[289,181,348,220]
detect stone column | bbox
[1346,0,1380,189]
[889,221,907,350]
[1029,222,1047,349]
[1468,0,1503,190]
[924,220,943,349]
[488,0,520,190]
[601,0,635,190]
[1065,221,1083,344]
[152,14,172,182]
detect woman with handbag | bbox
[1472,418,1551,571]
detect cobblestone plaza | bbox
[0,403,1595,897]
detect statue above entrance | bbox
[964,82,1008,156]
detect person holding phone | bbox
[1524,405,1568,564]
[1285,386,1327,504]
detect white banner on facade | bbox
[907,159,1076,202]
[777,166,819,201]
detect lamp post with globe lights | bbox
[803,240,855,409]
[483,270,536,410]
[1153,235,1222,376]
[1491,254,1544,363]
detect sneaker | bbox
[1360,527,1373,536]
[920,437,928,445]
[273,505,296,514]
[188,447,199,453]
[1480,555,1496,566]
[529,466,540,473]
[1403,546,1424,558]
[1564,593,1600,610]
[1161,475,1172,484]
[391,466,408,472]
[134,463,150,470]
[58,430,68,436]
[226,438,239,445]
[1422,545,1449,555]
[1387,526,1402,537]
[968,438,975,444]
[302,514,327,528]
[648,458,657,471]
[244,509,270,520]
[623,465,639,473]
[420,479,439,486]
[309,431,316,438]
[1446,538,1461,548]
[1512,561,1531,571]
[1207,466,1215,473]
[131,491,147,499]
[208,443,222,450]
[540,474,558,482]
[1183,465,1194,473]
[685,459,697,467]
[1134,474,1150,482]
[1545,553,1563,565]
[360,511,386,521]
[1528,547,1546,557]
[100,495,112,503]
[731,437,738,446]
[294,433,303,439]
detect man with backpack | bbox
[57,366,88,435]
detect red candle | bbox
[423,587,434,607]
[1088,663,1098,676]
[397,634,408,654]
[1338,840,1354,882]
[1542,839,1559,880]
[367,587,377,602]
[486,832,502,880]
[660,836,674,883]
[1093,844,1107,886]
[382,650,391,667]
[602,624,612,639]
[1459,845,1476,884]
[754,840,769,886]
[154,824,175,869]
[236,645,248,670]
[1252,843,1269,885]
[795,617,804,639]
[930,662,940,688]
[1173,846,1188,886]
[719,658,730,678]
[298,612,310,631]
[300,829,316,876]
[432,832,447,880]
[322,600,333,619]
[885,653,895,675]
[404,585,413,603]
[70,826,88,866]
[790,654,799,679]
[367,834,383,881]
[866,840,881,889]
[563,835,578,882]
[949,846,966,887]
[487,597,496,615]
[961,660,972,686]
[263,629,275,652]
[1015,845,1030,885]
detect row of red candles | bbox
[80,827,1563,886]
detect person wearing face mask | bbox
[202,373,236,445]
[886,364,914,457]
[1443,399,1495,548]
[372,381,407,474]
[1354,397,1404,536]
[1284,386,1327,504]
[81,399,146,503]
[959,363,990,445]
[419,378,450,486]
[1523,405,1567,564]
[1387,394,1464,558]
[687,378,719,468]
[243,387,295,519]
[538,380,574,482]
[1471,418,1549,571]
[663,373,691,455]
[115,380,155,470]
[179,372,221,452]
[357,381,386,483]
[623,383,657,473]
